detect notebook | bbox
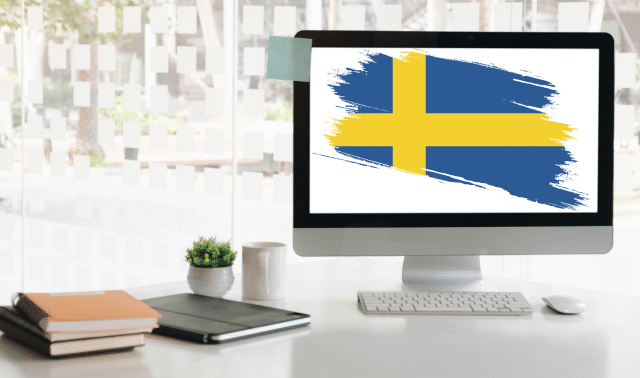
[142,294,311,344]
[0,306,153,342]
[0,316,145,357]
[13,291,161,333]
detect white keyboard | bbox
[358,291,534,315]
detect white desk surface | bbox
[1,257,640,378]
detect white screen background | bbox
[309,48,599,213]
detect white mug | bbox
[242,242,287,300]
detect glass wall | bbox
[0,0,638,302]
[0,1,235,298]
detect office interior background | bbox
[0,0,638,301]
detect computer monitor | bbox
[293,31,614,291]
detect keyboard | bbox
[358,291,534,315]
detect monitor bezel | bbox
[294,31,614,228]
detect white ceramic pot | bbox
[187,265,234,298]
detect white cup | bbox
[242,242,286,300]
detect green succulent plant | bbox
[185,236,237,268]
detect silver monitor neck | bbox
[402,256,485,291]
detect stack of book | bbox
[0,290,162,357]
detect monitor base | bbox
[401,256,486,292]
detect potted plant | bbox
[185,236,238,297]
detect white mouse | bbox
[542,296,586,314]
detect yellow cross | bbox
[326,51,574,175]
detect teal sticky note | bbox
[267,36,312,82]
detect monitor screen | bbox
[309,47,599,214]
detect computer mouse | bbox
[542,296,586,315]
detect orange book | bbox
[13,290,162,333]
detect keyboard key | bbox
[401,306,415,312]
[429,307,473,312]
[377,307,389,311]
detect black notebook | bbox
[142,294,310,344]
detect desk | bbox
[1,257,639,378]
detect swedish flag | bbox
[326,50,585,209]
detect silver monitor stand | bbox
[402,256,485,292]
